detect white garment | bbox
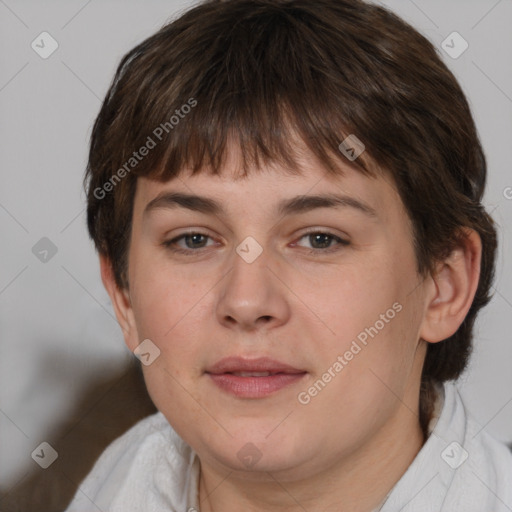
[65,382,512,512]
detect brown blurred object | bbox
[0,359,157,512]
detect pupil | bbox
[187,234,206,248]
[311,233,331,248]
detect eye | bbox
[163,232,217,255]
[162,229,350,256]
[293,230,350,254]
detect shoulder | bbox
[64,411,196,511]
[452,383,512,474]
[446,383,512,509]
[464,404,512,486]
[84,411,173,484]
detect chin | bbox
[200,429,309,474]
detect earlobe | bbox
[99,254,139,351]
[419,229,482,344]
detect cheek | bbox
[293,258,403,344]
[130,270,208,430]
[129,250,209,340]
[300,254,421,385]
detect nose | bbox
[215,242,291,333]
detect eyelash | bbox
[162,229,350,256]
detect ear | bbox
[419,228,482,343]
[100,254,139,352]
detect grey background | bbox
[0,0,511,506]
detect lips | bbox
[206,356,305,375]
[230,371,275,377]
[205,357,307,398]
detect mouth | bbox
[205,357,307,398]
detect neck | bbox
[197,406,425,512]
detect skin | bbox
[101,141,482,512]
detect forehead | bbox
[133,141,403,223]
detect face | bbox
[117,144,432,480]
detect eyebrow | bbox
[143,191,379,219]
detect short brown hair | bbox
[85,0,497,434]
